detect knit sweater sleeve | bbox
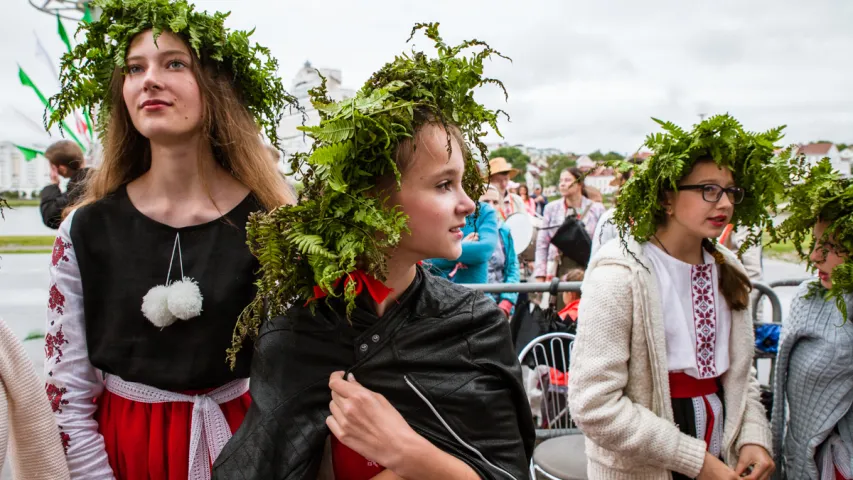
[44,211,115,479]
[770,283,814,480]
[568,263,707,478]
[0,319,70,479]
[735,366,775,455]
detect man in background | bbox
[39,140,89,229]
[487,157,527,220]
[532,185,548,216]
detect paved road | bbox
[0,253,811,478]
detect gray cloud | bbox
[1,0,851,154]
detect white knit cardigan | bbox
[0,318,70,479]
[568,238,772,479]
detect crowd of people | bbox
[0,1,850,480]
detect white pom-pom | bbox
[167,277,203,320]
[142,285,176,328]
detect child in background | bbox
[558,268,585,322]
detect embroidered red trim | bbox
[51,238,71,266]
[45,325,69,364]
[48,284,66,315]
[46,383,70,413]
[59,430,70,455]
[691,264,717,378]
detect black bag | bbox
[510,280,576,371]
[549,204,593,267]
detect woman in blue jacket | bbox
[425,200,499,284]
[481,186,520,316]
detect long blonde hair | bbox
[71,34,295,214]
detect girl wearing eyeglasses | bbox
[771,160,853,480]
[567,115,795,480]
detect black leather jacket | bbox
[213,267,535,479]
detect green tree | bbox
[542,154,577,190]
[812,141,850,151]
[588,150,604,161]
[604,151,624,161]
[588,150,623,162]
[489,146,531,176]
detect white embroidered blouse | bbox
[44,210,116,479]
[645,243,731,379]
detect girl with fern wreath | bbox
[567,115,799,480]
[213,24,534,480]
[770,159,853,480]
[42,0,297,478]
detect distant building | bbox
[0,141,50,197]
[840,147,853,169]
[584,165,617,195]
[626,151,653,162]
[576,155,595,171]
[277,61,356,169]
[797,142,848,177]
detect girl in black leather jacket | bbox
[213,25,535,480]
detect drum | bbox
[504,213,535,260]
[521,214,543,262]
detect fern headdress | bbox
[227,23,509,365]
[610,114,804,254]
[46,0,296,146]
[773,159,853,318]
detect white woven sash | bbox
[819,433,852,480]
[104,375,249,480]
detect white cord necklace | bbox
[141,232,204,328]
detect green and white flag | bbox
[53,16,94,140]
[82,4,93,23]
[18,66,86,151]
[14,145,44,162]
[57,14,72,54]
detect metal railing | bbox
[463,279,795,386]
[464,280,786,325]
[751,277,812,323]
[462,280,582,295]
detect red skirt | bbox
[95,386,251,480]
[330,435,386,480]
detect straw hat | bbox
[487,157,519,179]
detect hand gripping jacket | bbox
[212,267,535,480]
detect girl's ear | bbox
[661,191,674,215]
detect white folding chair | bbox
[518,332,587,480]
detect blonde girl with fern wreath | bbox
[771,160,853,480]
[42,1,296,478]
[213,24,534,480]
[567,116,795,480]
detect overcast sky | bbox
[1,0,851,154]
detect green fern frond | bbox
[47,0,297,146]
[776,159,853,319]
[608,114,807,257]
[227,22,509,367]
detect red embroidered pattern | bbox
[51,237,71,266]
[48,284,66,315]
[691,264,717,378]
[46,383,69,413]
[45,325,69,364]
[59,429,70,455]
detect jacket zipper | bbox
[403,375,517,480]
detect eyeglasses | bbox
[678,184,745,204]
